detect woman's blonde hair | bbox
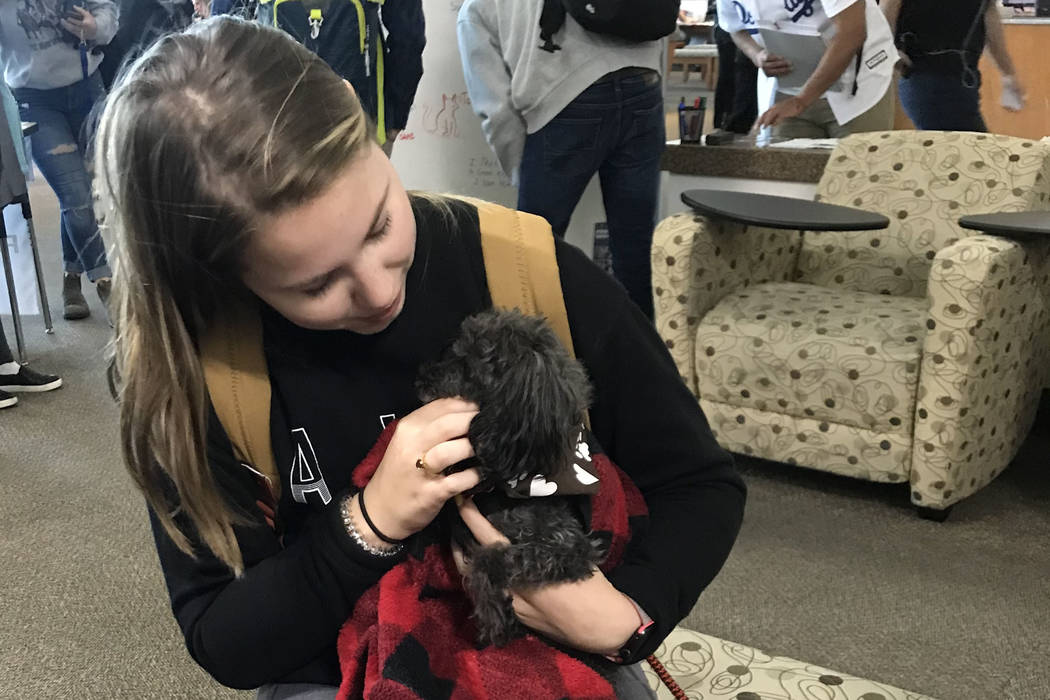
[97,17,372,574]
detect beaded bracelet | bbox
[340,492,403,558]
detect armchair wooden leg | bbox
[916,505,953,522]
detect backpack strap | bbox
[538,0,566,53]
[199,300,280,499]
[466,198,577,361]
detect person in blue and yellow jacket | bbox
[256,0,424,153]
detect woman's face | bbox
[241,145,416,334]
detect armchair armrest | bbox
[651,212,802,397]
[912,234,1050,509]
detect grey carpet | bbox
[0,180,249,700]
[2,180,1048,700]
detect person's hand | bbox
[755,49,792,77]
[755,96,807,129]
[359,398,481,542]
[60,6,97,41]
[1001,74,1026,112]
[453,496,640,656]
[894,49,913,74]
[381,130,401,157]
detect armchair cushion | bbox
[652,212,801,397]
[696,282,927,436]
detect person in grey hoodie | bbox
[0,0,117,320]
[457,0,664,320]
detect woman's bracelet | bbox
[340,492,402,558]
[357,490,405,545]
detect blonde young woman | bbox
[99,17,745,700]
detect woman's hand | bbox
[454,497,640,656]
[894,49,913,75]
[381,130,401,156]
[60,6,98,41]
[358,398,481,543]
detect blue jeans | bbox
[898,70,987,132]
[518,70,664,320]
[13,72,111,281]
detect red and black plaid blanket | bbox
[335,422,648,700]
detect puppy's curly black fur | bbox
[417,309,606,646]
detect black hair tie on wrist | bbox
[357,490,404,545]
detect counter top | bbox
[662,141,831,183]
[1002,17,1050,24]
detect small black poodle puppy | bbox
[417,308,607,646]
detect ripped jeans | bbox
[13,72,111,281]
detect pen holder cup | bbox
[679,106,705,143]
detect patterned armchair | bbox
[653,131,1050,517]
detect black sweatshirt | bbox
[148,198,746,690]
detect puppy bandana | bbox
[503,427,601,498]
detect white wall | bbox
[389,0,603,256]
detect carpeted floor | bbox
[1,180,1047,700]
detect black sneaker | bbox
[0,365,63,393]
[0,389,16,408]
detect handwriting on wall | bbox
[467,156,511,189]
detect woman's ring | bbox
[415,455,429,471]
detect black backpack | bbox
[539,0,680,51]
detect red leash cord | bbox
[646,654,688,700]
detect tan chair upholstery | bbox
[644,627,935,699]
[652,131,1050,513]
